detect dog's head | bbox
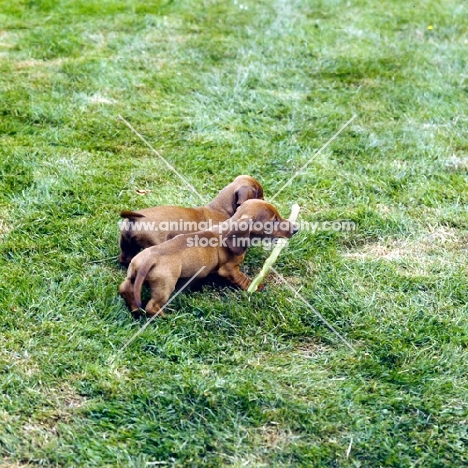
[209,175,264,217]
[224,200,299,256]
[232,175,264,209]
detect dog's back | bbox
[118,175,264,266]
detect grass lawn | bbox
[1,0,467,466]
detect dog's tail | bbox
[121,210,145,220]
[133,259,156,310]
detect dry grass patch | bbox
[0,462,35,468]
[344,227,466,260]
[1,350,39,377]
[445,154,468,172]
[343,227,468,275]
[260,422,299,450]
[14,58,67,70]
[0,219,12,236]
[295,342,331,360]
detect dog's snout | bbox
[292,224,299,235]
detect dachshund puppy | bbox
[119,200,298,316]
[119,175,263,266]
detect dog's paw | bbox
[145,309,166,319]
[131,308,145,319]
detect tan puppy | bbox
[119,200,298,317]
[119,175,264,266]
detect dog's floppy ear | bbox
[224,224,251,256]
[235,185,257,207]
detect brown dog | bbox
[119,200,299,317]
[118,175,264,266]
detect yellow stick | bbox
[247,204,300,293]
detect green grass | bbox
[1,0,467,466]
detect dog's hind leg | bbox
[144,273,179,317]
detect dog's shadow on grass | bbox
[175,274,235,292]
[134,274,238,318]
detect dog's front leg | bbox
[218,265,251,290]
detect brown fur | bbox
[119,200,299,317]
[118,175,264,265]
